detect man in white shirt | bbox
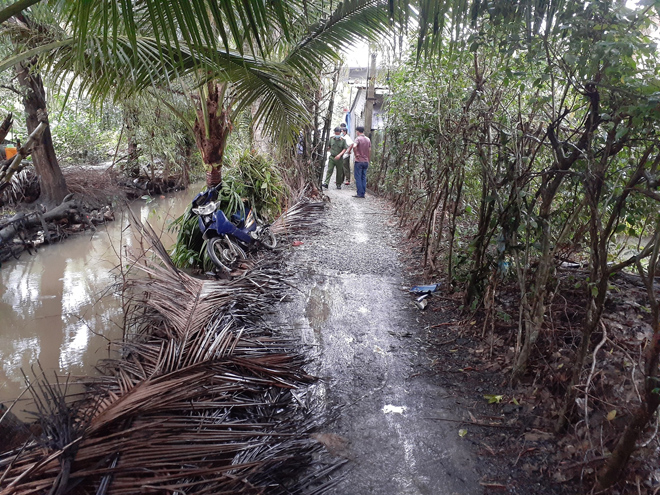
[340,128,353,186]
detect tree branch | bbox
[0,84,21,95]
[0,0,42,25]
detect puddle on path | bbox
[0,184,203,411]
[305,282,331,336]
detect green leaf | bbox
[615,126,629,140]
[484,394,503,404]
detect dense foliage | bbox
[373,1,660,488]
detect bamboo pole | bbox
[0,121,47,188]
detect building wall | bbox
[349,89,367,138]
[348,88,387,138]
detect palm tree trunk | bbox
[194,82,231,188]
[16,62,68,206]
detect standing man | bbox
[340,127,353,186]
[352,126,371,198]
[323,127,348,189]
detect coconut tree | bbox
[0,0,567,190]
[0,0,401,188]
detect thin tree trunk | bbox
[318,67,340,186]
[364,51,377,138]
[598,221,660,488]
[0,113,13,144]
[598,311,660,488]
[513,86,602,379]
[464,142,495,306]
[447,171,464,282]
[512,198,555,379]
[124,105,140,178]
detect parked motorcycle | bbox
[191,183,277,272]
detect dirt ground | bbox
[274,178,660,494]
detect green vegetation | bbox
[1,0,660,491]
[372,2,660,488]
[169,150,285,270]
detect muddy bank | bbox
[273,185,479,494]
[0,166,190,263]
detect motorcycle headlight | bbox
[192,202,217,216]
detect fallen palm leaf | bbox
[0,208,341,495]
[270,197,326,236]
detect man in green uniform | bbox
[322,127,348,189]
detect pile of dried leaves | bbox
[0,207,339,494]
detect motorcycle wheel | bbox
[207,237,245,272]
[260,228,277,249]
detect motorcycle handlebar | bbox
[191,183,222,208]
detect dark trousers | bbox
[343,158,351,184]
[354,161,368,197]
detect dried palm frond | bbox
[270,198,326,236]
[0,210,342,495]
[61,167,121,206]
[0,169,39,206]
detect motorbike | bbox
[190,183,277,272]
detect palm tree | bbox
[0,0,564,191]
[0,0,398,188]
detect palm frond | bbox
[271,198,327,236]
[0,208,342,494]
[0,28,310,144]
[285,0,397,76]
[58,0,306,61]
[45,34,308,144]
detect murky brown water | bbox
[0,185,203,413]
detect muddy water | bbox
[0,184,204,412]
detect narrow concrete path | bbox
[279,182,480,494]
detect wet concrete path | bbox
[278,183,480,494]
